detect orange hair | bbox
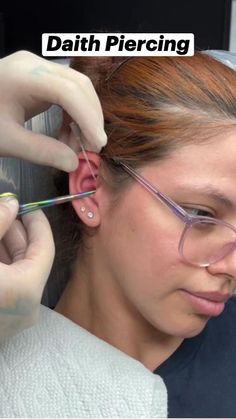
[71,53,236,164]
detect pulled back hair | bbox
[52,52,236,282]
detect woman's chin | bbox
[179,319,210,338]
[160,313,211,339]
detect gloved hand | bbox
[0,50,107,172]
[0,50,107,339]
[0,195,54,340]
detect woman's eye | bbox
[183,207,214,218]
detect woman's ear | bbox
[69,152,102,227]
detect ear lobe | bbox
[69,152,102,227]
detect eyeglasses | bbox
[9,156,236,268]
[117,162,236,268]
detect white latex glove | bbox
[0,50,107,338]
[0,50,107,172]
[0,195,55,340]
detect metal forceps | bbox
[18,190,96,215]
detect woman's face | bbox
[89,132,236,340]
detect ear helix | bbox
[70,122,96,221]
[69,122,97,181]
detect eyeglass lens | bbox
[179,220,236,267]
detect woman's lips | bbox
[180,290,226,316]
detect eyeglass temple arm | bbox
[119,162,189,222]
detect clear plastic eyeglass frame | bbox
[118,162,236,268]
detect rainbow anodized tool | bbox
[17,190,96,215]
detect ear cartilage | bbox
[69,122,97,183]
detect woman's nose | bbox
[206,245,236,281]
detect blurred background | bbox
[0,0,234,58]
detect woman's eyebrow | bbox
[179,184,235,210]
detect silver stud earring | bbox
[80,206,86,213]
[87,211,94,219]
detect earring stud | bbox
[80,206,86,212]
[87,211,94,219]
